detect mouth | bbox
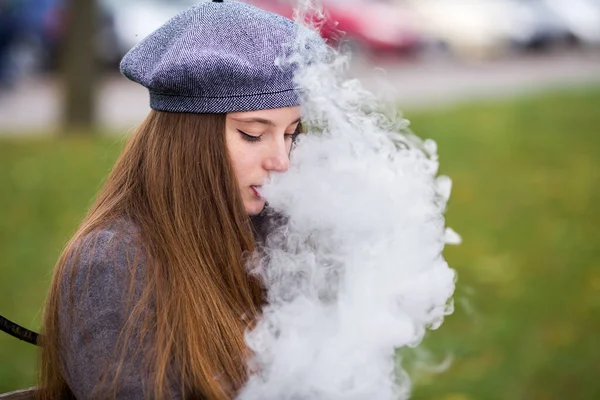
[250,186,262,198]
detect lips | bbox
[250,186,261,197]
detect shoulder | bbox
[69,218,144,271]
[60,218,147,303]
[74,218,142,262]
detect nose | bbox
[263,140,290,172]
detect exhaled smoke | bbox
[238,2,460,399]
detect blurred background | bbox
[1,0,599,398]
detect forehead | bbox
[227,106,301,127]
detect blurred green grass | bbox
[1,87,599,398]
[0,135,124,392]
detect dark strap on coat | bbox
[0,314,40,346]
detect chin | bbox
[245,199,266,216]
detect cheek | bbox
[229,144,261,183]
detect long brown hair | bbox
[39,111,266,399]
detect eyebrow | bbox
[231,117,301,127]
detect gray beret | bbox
[120,0,309,113]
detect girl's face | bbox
[225,106,301,215]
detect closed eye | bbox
[238,129,262,142]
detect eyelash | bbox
[238,129,261,142]
[238,130,299,143]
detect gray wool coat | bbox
[57,212,275,399]
[58,221,184,399]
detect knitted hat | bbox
[120,0,316,113]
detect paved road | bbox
[0,49,599,134]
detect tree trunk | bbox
[62,0,98,133]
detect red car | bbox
[243,0,423,54]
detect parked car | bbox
[543,0,600,45]
[243,0,423,54]
[487,0,571,51]
[324,0,424,54]
[409,0,511,60]
[408,0,574,59]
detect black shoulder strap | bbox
[0,314,40,346]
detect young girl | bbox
[38,1,313,398]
